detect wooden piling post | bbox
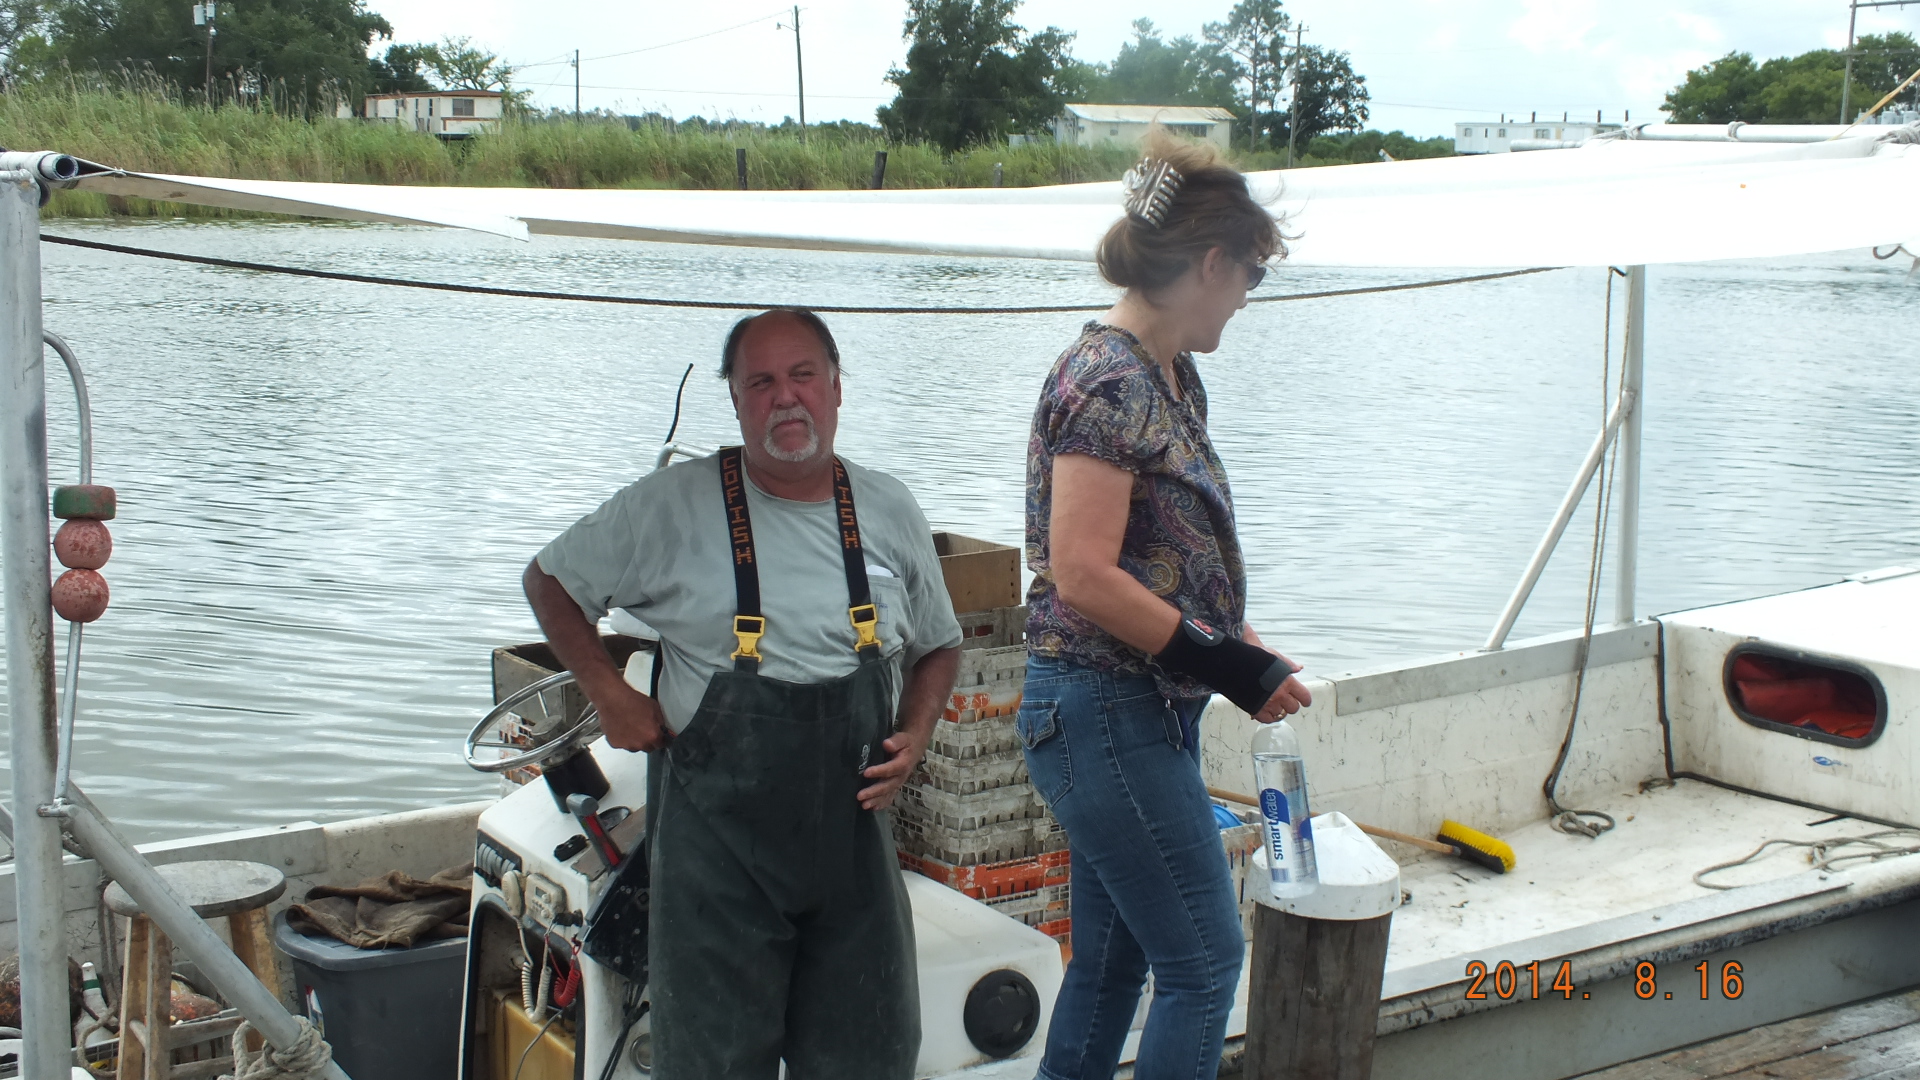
[870,150,888,190]
[1244,906,1392,1078]
[1243,812,1402,1080]
[736,148,748,190]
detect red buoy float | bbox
[52,568,109,623]
[53,518,112,570]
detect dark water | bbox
[3,220,1915,840]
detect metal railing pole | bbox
[59,788,353,1080]
[1613,265,1647,627]
[0,169,73,1078]
[1483,386,1636,651]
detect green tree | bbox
[1083,18,1237,107]
[1662,33,1920,123]
[418,34,509,91]
[1204,0,1288,146]
[877,0,1082,151]
[1849,31,1920,106]
[1264,43,1367,146]
[366,41,431,94]
[1661,52,1765,122]
[0,0,43,76]
[37,0,391,108]
[1305,129,1451,164]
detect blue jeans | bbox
[1018,656,1243,1080]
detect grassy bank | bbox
[2,80,1450,219]
[5,82,1143,218]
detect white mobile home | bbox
[350,91,504,138]
[1055,104,1236,150]
[1455,118,1622,153]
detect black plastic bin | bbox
[273,911,468,1080]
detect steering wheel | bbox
[465,670,603,774]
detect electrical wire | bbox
[511,1011,562,1080]
[518,8,795,68]
[663,363,695,444]
[41,235,1558,314]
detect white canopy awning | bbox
[65,126,1920,268]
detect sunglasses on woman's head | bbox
[1244,262,1267,289]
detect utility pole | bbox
[1286,24,1304,168]
[1841,0,1920,123]
[780,6,807,142]
[193,2,217,103]
[1843,0,1860,121]
[572,49,580,120]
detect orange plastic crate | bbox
[900,849,1069,899]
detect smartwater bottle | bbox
[1253,719,1317,899]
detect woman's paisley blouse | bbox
[1025,322,1247,699]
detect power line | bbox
[516,8,794,69]
[42,234,1558,315]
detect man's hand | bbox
[592,678,673,753]
[522,559,672,752]
[859,727,928,811]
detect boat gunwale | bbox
[1376,861,1920,1035]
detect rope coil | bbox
[220,1017,333,1080]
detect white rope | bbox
[1694,829,1920,890]
[219,1017,334,1080]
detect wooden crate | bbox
[490,635,654,728]
[934,531,1021,614]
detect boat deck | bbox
[1576,986,1920,1079]
[1386,777,1874,972]
[955,778,1920,1079]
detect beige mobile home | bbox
[351,90,504,138]
[1054,103,1235,150]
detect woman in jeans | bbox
[1020,132,1312,1080]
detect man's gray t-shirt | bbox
[537,455,963,732]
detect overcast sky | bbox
[365,0,1917,137]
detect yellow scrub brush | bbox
[1208,787,1516,874]
[1435,820,1517,874]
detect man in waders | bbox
[522,307,963,1079]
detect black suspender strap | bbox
[718,447,765,672]
[832,458,883,661]
[718,448,880,669]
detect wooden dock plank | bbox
[1727,1030,1920,1079]
[1576,988,1920,1079]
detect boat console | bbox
[457,645,1064,1080]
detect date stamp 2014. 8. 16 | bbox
[1462,960,1746,1002]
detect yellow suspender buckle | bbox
[731,615,767,662]
[848,604,880,652]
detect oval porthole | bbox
[1724,644,1888,748]
[963,969,1041,1058]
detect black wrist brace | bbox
[1154,617,1295,715]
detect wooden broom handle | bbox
[1206,786,1456,856]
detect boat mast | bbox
[1483,265,1649,651]
[0,165,75,1080]
[1614,265,1647,626]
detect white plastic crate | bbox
[915,748,1029,795]
[957,606,1028,650]
[946,644,1027,724]
[927,713,1021,761]
[983,883,1072,928]
[898,780,1046,831]
[895,814,1047,867]
[1216,803,1263,940]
